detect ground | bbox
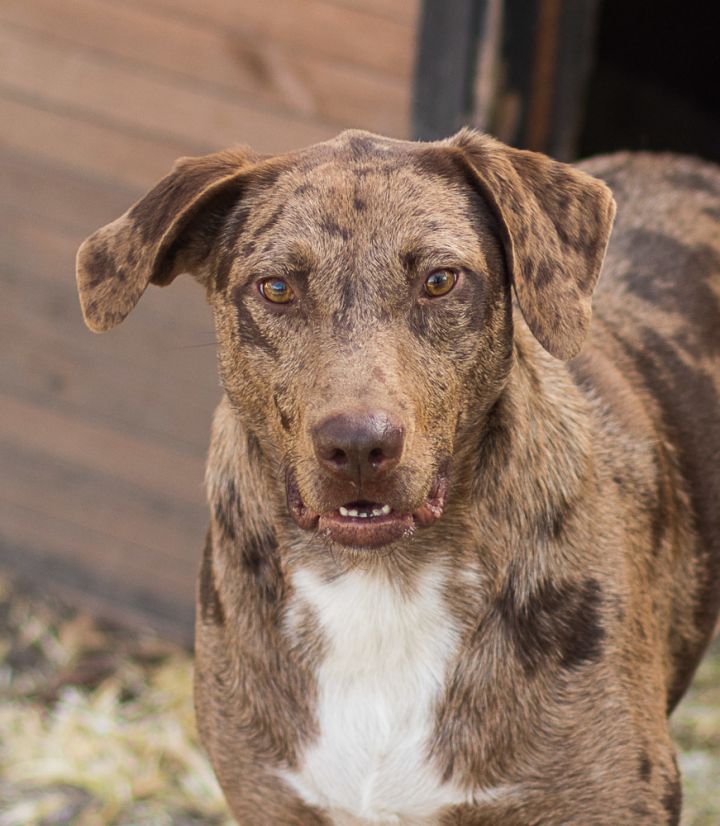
[0,573,717,825]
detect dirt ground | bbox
[0,572,717,825]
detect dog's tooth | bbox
[348,509,359,517]
[371,508,382,517]
[339,506,349,517]
[380,504,391,515]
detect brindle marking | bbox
[76,131,720,825]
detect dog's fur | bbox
[76,130,720,825]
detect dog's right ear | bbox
[76,148,258,332]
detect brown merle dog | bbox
[76,129,720,825]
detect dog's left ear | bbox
[76,147,258,333]
[448,129,616,360]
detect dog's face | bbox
[76,130,615,550]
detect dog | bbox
[75,129,720,825]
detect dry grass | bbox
[0,572,718,824]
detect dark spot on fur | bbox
[539,499,572,543]
[242,530,281,603]
[401,250,418,272]
[231,284,277,355]
[497,574,606,675]
[665,170,720,197]
[335,269,360,319]
[533,260,555,290]
[475,393,514,488]
[412,146,468,186]
[347,135,377,159]
[618,230,720,328]
[639,753,652,782]
[246,430,264,463]
[246,159,292,191]
[242,240,256,257]
[253,204,285,239]
[200,535,225,626]
[214,251,236,293]
[662,770,682,825]
[321,217,352,241]
[353,194,366,211]
[274,393,291,432]
[213,479,240,541]
[84,243,116,288]
[293,182,316,196]
[702,206,720,221]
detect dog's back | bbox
[575,153,720,703]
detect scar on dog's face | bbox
[76,130,615,550]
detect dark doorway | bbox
[579,0,720,162]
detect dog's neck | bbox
[464,325,596,587]
[206,325,595,600]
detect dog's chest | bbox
[281,564,469,825]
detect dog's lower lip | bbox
[285,466,449,547]
[318,510,414,548]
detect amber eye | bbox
[259,277,294,304]
[424,269,457,298]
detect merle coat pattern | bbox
[76,130,720,825]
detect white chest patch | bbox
[280,563,471,825]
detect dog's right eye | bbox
[424,269,458,298]
[259,277,294,304]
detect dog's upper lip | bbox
[285,464,449,547]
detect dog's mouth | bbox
[286,469,448,549]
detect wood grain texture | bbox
[0,0,410,137]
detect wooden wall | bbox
[0,0,419,639]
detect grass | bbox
[0,573,717,824]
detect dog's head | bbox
[76,130,614,550]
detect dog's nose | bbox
[312,411,404,483]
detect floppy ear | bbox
[448,129,616,360]
[76,148,257,332]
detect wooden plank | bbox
[412,0,487,140]
[121,0,415,80]
[1,394,206,508]
[0,296,217,456]
[1,272,218,455]
[0,24,338,154]
[331,0,419,24]
[0,145,138,236]
[0,440,205,574]
[0,0,409,137]
[0,221,217,452]
[0,502,197,640]
[0,206,216,331]
[0,91,200,192]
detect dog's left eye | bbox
[424,269,457,298]
[259,277,294,304]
